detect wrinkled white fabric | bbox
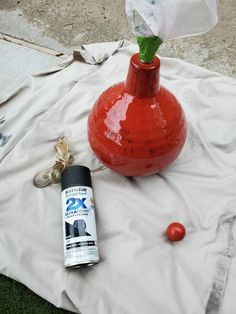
[0,41,236,314]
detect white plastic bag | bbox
[126,0,218,40]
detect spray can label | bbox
[61,185,99,267]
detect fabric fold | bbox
[0,41,236,314]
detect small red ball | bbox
[166,222,186,241]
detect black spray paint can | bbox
[61,165,99,268]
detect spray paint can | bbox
[61,165,99,268]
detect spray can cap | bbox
[61,165,92,191]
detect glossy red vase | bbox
[88,53,187,176]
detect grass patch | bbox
[0,274,73,314]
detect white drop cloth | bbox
[0,41,236,314]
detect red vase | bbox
[88,53,187,176]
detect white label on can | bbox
[61,185,99,267]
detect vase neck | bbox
[125,53,160,98]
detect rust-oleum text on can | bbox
[61,165,99,268]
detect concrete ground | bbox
[0,39,62,99]
[0,0,235,77]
